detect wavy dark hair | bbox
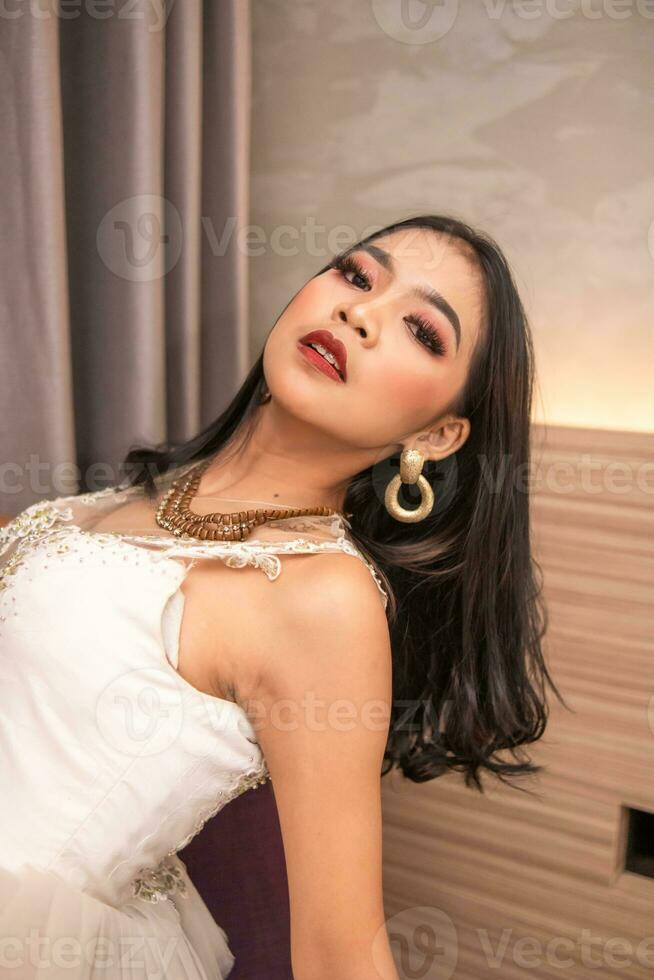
[119,214,568,796]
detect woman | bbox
[0,214,562,979]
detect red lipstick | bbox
[297,330,347,382]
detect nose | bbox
[334,298,381,343]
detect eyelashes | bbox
[404,312,448,358]
[332,253,373,290]
[331,253,447,357]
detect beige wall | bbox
[249,1,654,433]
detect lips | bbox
[298,330,348,381]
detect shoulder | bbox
[181,543,390,718]
[276,547,389,631]
[249,546,393,816]
[266,546,390,663]
[252,549,392,729]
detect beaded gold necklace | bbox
[155,457,347,543]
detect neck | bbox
[195,398,378,513]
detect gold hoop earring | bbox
[384,448,435,523]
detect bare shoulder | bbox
[253,548,392,704]
[177,546,389,708]
[276,546,388,627]
[250,548,393,780]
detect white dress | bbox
[0,462,388,979]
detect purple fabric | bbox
[180,780,293,979]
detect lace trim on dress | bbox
[0,494,389,610]
[0,501,76,598]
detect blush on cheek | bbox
[380,370,440,418]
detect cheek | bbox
[371,362,441,422]
[283,279,325,324]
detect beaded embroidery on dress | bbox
[0,463,389,979]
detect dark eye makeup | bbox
[331,252,448,358]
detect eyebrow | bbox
[352,243,461,353]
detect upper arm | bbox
[249,553,395,975]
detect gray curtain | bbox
[0,0,251,514]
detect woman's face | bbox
[263,227,484,458]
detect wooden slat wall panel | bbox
[381,424,654,979]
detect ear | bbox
[411,416,470,461]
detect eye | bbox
[405,315,448,357]
[333,252,448,357]
[332,253,372,290]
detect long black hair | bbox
[120,214,567,795]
